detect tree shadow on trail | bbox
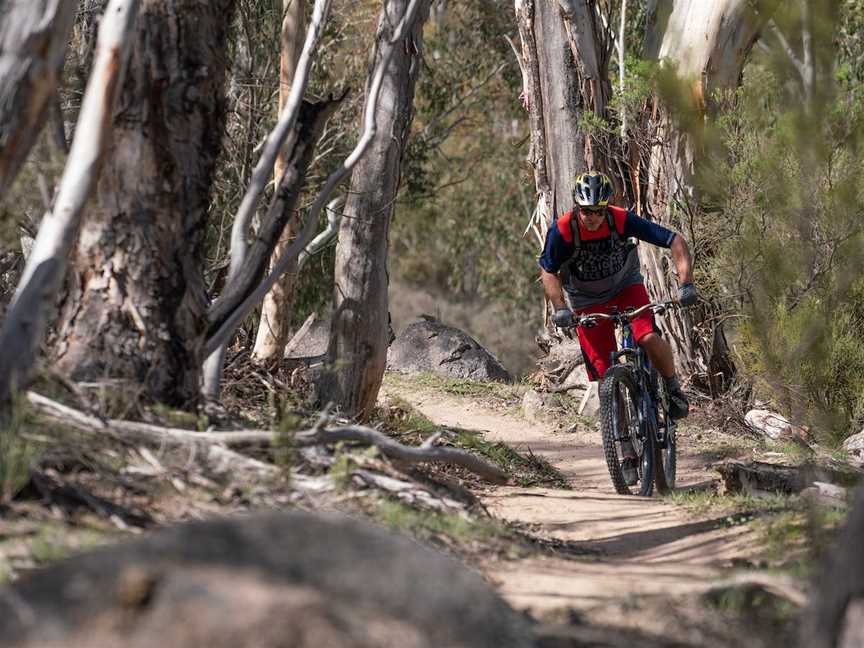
[569,514,743,557]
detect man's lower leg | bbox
[663,374,689,419]
[640,333,689,419]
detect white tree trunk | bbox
[323,0,431,419]
[0,0,77,195]
[0,0,139,405]
[252,0,308,362]
[641,0,767,390]
[644,0,765,205]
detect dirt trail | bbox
[383,384,760,621]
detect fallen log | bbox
[293,426,509,484]
[350,469,467,511]
[26,392,280,483]
[717,460,860,497]
[716,461,806,496]
[26,391,509,484]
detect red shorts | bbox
[574,283,657,381]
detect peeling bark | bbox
[641,0,768,388]
[324,0,431,419]
[515,0,616,345]
[0,0,77,195]
[54,0,237,407]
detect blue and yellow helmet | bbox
[573,171,612,208]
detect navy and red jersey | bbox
[539,205,677,308]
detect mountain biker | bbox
[539,171,697,431]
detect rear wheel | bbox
[599,365,654,496]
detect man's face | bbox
[578,206,606,231]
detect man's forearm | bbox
[670,235,694,285]
[541,270,567,310]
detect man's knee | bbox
[638,332,661,347]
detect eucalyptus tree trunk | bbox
[54,0,236,407]
[0,0,77,196]
[252,0,306,362]
[514,0,618,345]
[515,0,612,231]
[640,0,767,392]
[325,0,431,419]
[517,0,764,394]
[0,0,139,407]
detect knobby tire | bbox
[599,365,654,496]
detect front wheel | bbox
[599,365,654,496]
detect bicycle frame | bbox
[582,303,675,450]
[611,316,667,449]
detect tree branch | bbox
[294,426,510,484]
[203,0,426,358]
[25,391,280,482]
[225,0,332,278]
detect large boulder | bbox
[388,316,511,382]
[0,511,533,648]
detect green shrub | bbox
[703,60,864,443]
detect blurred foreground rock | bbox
[0,511,533,648]
[388,315,511,382]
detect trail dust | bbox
[382,381,763,628]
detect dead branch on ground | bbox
[26,391,509,484]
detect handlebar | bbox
[571,299,679,329]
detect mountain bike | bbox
[574,300,679,496]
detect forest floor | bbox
[0,369,849,646]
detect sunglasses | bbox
[579,206,606,214]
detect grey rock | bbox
[388,316,511,382]
[580,382,600,418]
[521,389,546,422]
[284,317,330,359]
[0,511,533,648]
